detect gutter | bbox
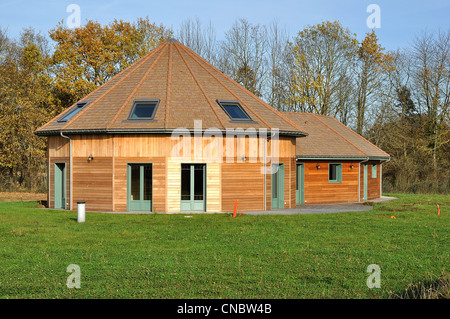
[60,132,72,211]
[296,156,390,161]
[35,128,308,138]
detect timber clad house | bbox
[34,39,390,213]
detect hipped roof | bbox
[35,40,306,137]
[285,112,390,160]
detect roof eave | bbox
[34,128,309,137]
[296,155,390,161]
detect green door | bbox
[54,163,66,209]
[127,164,152,211]
[363,164,368,201]
[296,163,304,205]
[181,164,206,211]
[271,163,284,209]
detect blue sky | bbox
[0,0,449,51]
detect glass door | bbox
[271,163,284,209]
[181,164,206,211]
[127,164,152,211]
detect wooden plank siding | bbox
[72,157,113,212]
[114,157,166,212]
[302,161,359,204]
[47,133,297,212]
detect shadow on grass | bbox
[389,274,450,299]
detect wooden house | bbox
[35,40,390,213]
[285,112,390,204]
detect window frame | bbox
[216,99,253,122]
[328,163,342,183]
[127,99,160,121]
[372,164,377,179]
[57,101,90,123]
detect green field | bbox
[0,194,448,299]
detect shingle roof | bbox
[284,112,390,159]
[35,40,306,137]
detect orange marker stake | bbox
[238,212,244,217]
[233,200,239,218]
[390,215,396,219]
[437,204,440,215]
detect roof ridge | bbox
[180,45,273,129]
[164,44,173,129]
[310,113,369,157]
[174,43,227,129]
[328,116,390,157]
[181,45,306,133]
[106,44,168,129]
[61,43,167,131]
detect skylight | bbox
[217,100,252,121]
[58,101,89,122]
[128,99,159,120]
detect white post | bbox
[77,201,85,223]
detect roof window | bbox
[128,99,159,120]
[58,101,90,122]
[217,100,252,121]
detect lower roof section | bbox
[296,156,390,161]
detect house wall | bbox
[48,136,70,209]
[47,133,296,212]
[301,161,360,204]
[221,136,296,212]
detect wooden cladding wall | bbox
[222,162,265,211]
[47,134,297,212]
[48,135,70,158]
[114,157,166,212]
[302,161,359,204]
[222,156,296,212]
[72,157,113,212]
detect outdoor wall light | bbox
[88,154,94,162]
[316,164,320,169]
[242,155,246,163]
[350,165,354,169]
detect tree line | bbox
[0,17,448,194]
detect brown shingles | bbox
[36,41,307,136]
[285,112,390,158]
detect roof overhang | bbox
[34,128,308,137]
[296,156,390,161]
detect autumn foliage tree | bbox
[0,28,56,190]
[355,30,394,134]
[0,18,172,191]
[50,17,172,107]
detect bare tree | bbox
[287,21,358,115]
[412,29,450,176]
[220,18,268,97]
[177,17,217,64]
[266,20,289,110]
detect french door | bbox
[127,164,152,211]
[181,164,206,211]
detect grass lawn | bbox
[0,193,448,299]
